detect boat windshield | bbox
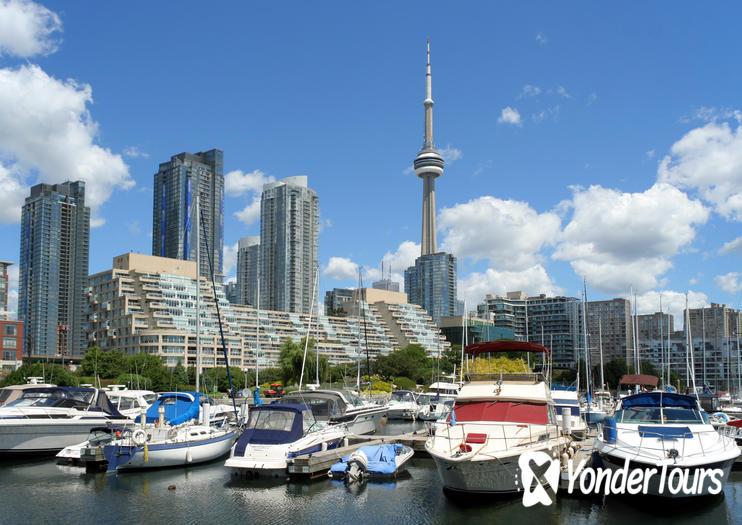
[615,406,708,424]
[247,409,297,432]
[7,389,94,409]
[390,391,415,403]
[0,389,14,405]
[418,394,432,404]
[343,391,365,407]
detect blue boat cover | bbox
[329,444,403,476]
[621,392,697,410]
[553,399,579,405]
[638,425,692,439]
[136,391,202,425]
[233,404,309,456]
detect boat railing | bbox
[465,372,545,384]
[601,423,737,461]
[435,420,565,455]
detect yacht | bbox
[105,387,157,419]
[595,391,740,497]
[426,340,570,494]
[385,390,419,420]
[550,384,588,439]
[226,403,348,478]
[0,378,54,407]
[417,382,459,422]
[0,386,132,455]
[274,389,386,435]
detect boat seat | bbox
[465,433,487,444]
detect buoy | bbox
[168,485,176,490]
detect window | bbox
[3,338,16,349]
[2,350,15,361]
[4,325,16,336]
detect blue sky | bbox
[1,1,742,324]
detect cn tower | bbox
[414,38,445,256]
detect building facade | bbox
[638,312,674,341]
[19,181,90,359]
[152,149,224,281]
[324,288,354,316]
[236,236,259,307]
[586,298,634,364]
[0,261,11,319]
[259,176,319,314]
[0,320,23,372]
[439,316,514,347]
[405,253,457,326]
[687,303,740,340]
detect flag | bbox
[449,409,456,426]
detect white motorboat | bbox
[550,386,588,440]
[105,387,157,419]
[226,403,349,478]
[0,377,54,407]
[0,386,133,455]
[417,392,456,421]
[386,391,419,420]
[426,340,570,495]
[275,389,386,435]
[329,443,414,482]
[103,422,239,471]
[595,391,740,497]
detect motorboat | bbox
[274,389,386,435]
[386,390,419,420]
[329,443,414,482]
[105,386,157,419]
[0,377,54,407]
[418,382,459,421]
[225,403,348,478]
[426,340,571,494]
[595,391,740,497]
[0,386,132,455]
[103,422,239,472]
[550,385,588,440]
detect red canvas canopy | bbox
[618,374,659,387]
[465,340,550,356]
[451,400,548,425]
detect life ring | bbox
[132,428,148,446]
[711,412,729,424]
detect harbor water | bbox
[1,421,741,525]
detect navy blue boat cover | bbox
[621,392,697,410]
[329,444,403,476]
[638,425,692,439]
[233,404,309,456]
[137,391,202,425]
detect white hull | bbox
[344,410,386,434]
[386,405,417,420]
[0,419,132,454]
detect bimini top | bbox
[618,374,659,387]
[466,340,550,356]
[139,391,203,425]
[233,403,312,454]
[621,392,697,410]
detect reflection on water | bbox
[0,425,740,525]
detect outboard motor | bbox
[345,449,369,484]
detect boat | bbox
[385,390,419,420]
[0,377,54,407]
[329,443,414,483]
[103,423,239,472]
[55,425,126,467]
[0,386,132,455]
[595,391,740,497]
[138,391,242,427]
[418,381,459,421]
[550,384,589,440]
[274,389,386,435]
[105,386,157,419]
[225,403,349,478]
[426,340,571,495]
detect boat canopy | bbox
[7,386,123,416]
[233,404,312,454]
[465,340,550,356]
[451,400,548,425]
[621,392,697,410]
[618,374,659,387]
[138,391,202,425]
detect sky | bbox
[1,1,742,326]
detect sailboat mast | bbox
[256,278,260,388]
[599,317,604,390]
[459,300,466,383]
[299,268,319,390]
[702,307,706,389]
[316,268,320,386]
[195,192,201,394]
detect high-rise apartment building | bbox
[152,149,224,281]
[19,181,90,358]
[324,288,354,316]
[236,236,259,307]
[638,312,674,341]
[687,303,740,340]
[586,298,634,364]
[259,176,319,314]
[0,261,11,320]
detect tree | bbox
[170,362,189,390]
[1,363,78,387]
[125,353,169,391]
[374,344,430,383]
[80,347,125,379]
[393,376,416,391]
[279,337,329,386]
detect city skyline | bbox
[1,2,742,328]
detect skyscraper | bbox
[19,181,90,358]
[0,261,12,320]
[259,176,319,313]
[152,149,224,281]
[236,236,260,307]
[404,40,457,325]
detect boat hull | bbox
[0,419,132,455]
[430,451,527,494]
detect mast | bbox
[599,317,605,391]
[256,277,260,388]
[459,300,466,383]
[660,296,664,387]
[315,268,320,386]
[299,268,319,390]
[702,307,706,389]
[582,281,591,399]
[195,192,201,393]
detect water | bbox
[1,421,741,525]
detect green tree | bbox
[393,376,416,391]
[1,363,78,387]
[125,353,169,391]
[80,347,125,379]
[114,373,152,390]
[279,338,329,386]
[170,361,189,390]
[374,344,430,384]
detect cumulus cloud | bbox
[225,169,274,197]
[123,146,149,159]
[719,236,742,255]
[646,149,655,159]
[324,257,359,280]
[0,65,133,223]
[498,107,522,126]
[557,86,571,99]
[715,272,742,294]
[658,118,742,220]
[635,290,708,330]
[223,242,238,277]
[439,196,561,271]
[0,0,61,58]
[458,265,562,308]
[519,84,541,98]
[536,33,548,45]
[0,163,28,223]
[553,183,709,294]
[234,196,261,226]
[439,145,463,164]
[532,105,560,123]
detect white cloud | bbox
[635,290,708,330]
[0,65,133,223]
[646,149,655,159]
[536,33,548,45]
[519,84,541,98]
[5,265,18,319]
[719,236,742,255]
[553,183,709,294]
[0,163,28,223]
[439,145,462,164]
[224,169,274,197]
[459,265,562,308]
[123,146,149,159]
[498,106,522,126]
[223,242,238,277]
[0,0,61,58]
[234,196,261,226]
[557,86,571,99]
[532,105,560,123]
[323,257,359,280]
[439,196,561,271]
[587,92,597,106]
[658,118,742,220]
[715,272,742,294]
